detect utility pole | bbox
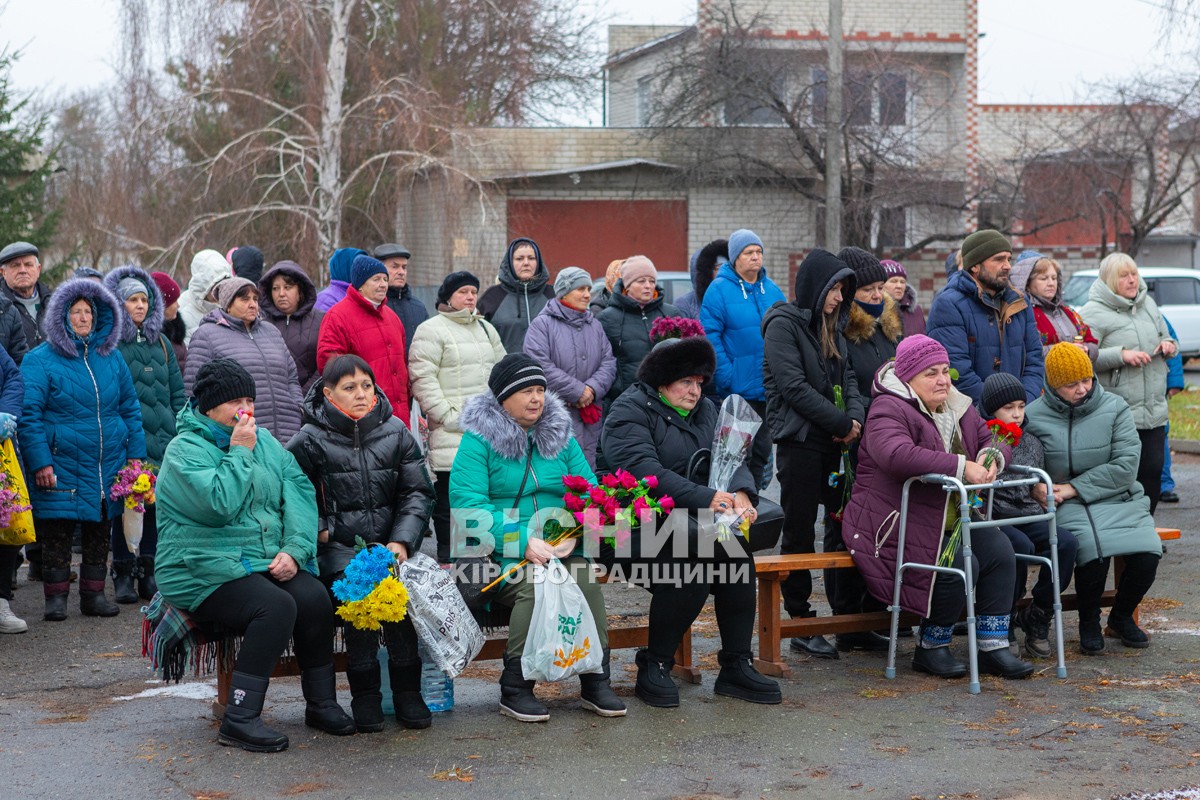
[825,0,843,251]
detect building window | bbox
[878,207,906,248]
[637,76,653,126]
[812,68,908,128]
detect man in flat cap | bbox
[374,243,427,351]
[0,241,52,351]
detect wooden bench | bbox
[753,527,1182,678]
[213,573,697,719]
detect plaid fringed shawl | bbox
[141,593,236,683]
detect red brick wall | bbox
[506,199,689,278]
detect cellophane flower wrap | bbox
[708,395,761,541]
[332,539,409,631]
[649,316,705,344]
[110,460,157,513]
[937,419,1022,567]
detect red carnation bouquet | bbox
[937,419,1022,567]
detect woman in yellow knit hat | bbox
[1024,343,1162,655]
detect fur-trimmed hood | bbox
[43,277,124,358]
[845,294,903,345]
[636,335,716,387]
[689,238,728,304]
[103,264,165,343]
[459,388,573,461]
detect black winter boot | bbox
[912,646,967,678]
[1078,610,1105,655]
[499,655,548,722]
[579,649,626,717]
[42,568,70,622]
[390,660,432,729]
[977,647,1035,679]
[218,671,289,753]
[25,546,41,582]
[111,559,138,604]
[136,555,157,600]
[714,650,782,704]
[78,564,119,617]
[300,664,356,735]
[1107,611,1150,648]
[1017,604,1052,659]
[634,648,679,708]
[345,666,386,733]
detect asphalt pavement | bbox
[2,457,1199,800]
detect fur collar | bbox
[459,389,573,461]
[43,278,124,358]
[103,265,165,343]
[845,294,903,344]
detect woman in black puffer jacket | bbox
[287,355,435,734]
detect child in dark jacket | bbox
[982,372,1079,659]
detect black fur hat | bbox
[637,335,716,388]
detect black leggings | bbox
[324,570,421,670]
[1137,426,1166,515]
[189,571,333,679]
[619,526,757,661]
[746,400,773,490]
[776,443,842,618]
[110,506,158,560]
[39,519,110,571]
[925,526,1016,626]
[1074,553,1160,617]
[432,470,451,563]
[0,544,18,599]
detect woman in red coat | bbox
[317,255,410,427]
[841,335,1031,680]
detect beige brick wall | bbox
[608,25,688,56]
[699,0,967,39]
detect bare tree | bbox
[640,3,968,255]
[112,0,600,276]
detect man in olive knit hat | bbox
[926,230,1044,406]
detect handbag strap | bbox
[511,443,535,509]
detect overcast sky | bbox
[1,0,1194,116]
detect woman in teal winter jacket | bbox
[1025,343,1162,655]
[155,359,353,753]
[19,278,146,622]
[450,354,623,723]
[103,265,186,603]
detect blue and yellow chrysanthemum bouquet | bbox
[331,539,409,631]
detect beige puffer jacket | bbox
[408,307,507,471]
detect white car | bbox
[1063,267,1200,358]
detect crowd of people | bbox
[0,227,1178,751]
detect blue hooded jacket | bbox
[700,262,785,400]
[926,268,1045,405]
[18,279,147,521]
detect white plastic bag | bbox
[520,559,603,682]
[397,553,484,677]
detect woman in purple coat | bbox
[523,268,616,468]
[841,335,1033,680]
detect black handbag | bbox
[685,449,785,553]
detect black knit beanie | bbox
[437,270,480,305]
[194,358,257,413]
[837,246,888,288]
[489,353,546,403]
[980,372,1026,417]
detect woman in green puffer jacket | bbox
[1025,344,1162,656]
[104,265,186,604]
[450,354,623,724]
[1079,253,1177,512]
[155,359,353,753]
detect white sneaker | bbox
[0,598,28,633]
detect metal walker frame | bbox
[884,465,1067,693]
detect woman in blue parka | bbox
[18,278,146,622]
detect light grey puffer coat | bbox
[1080,279,1173,429]
[1025,381,1162,564]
